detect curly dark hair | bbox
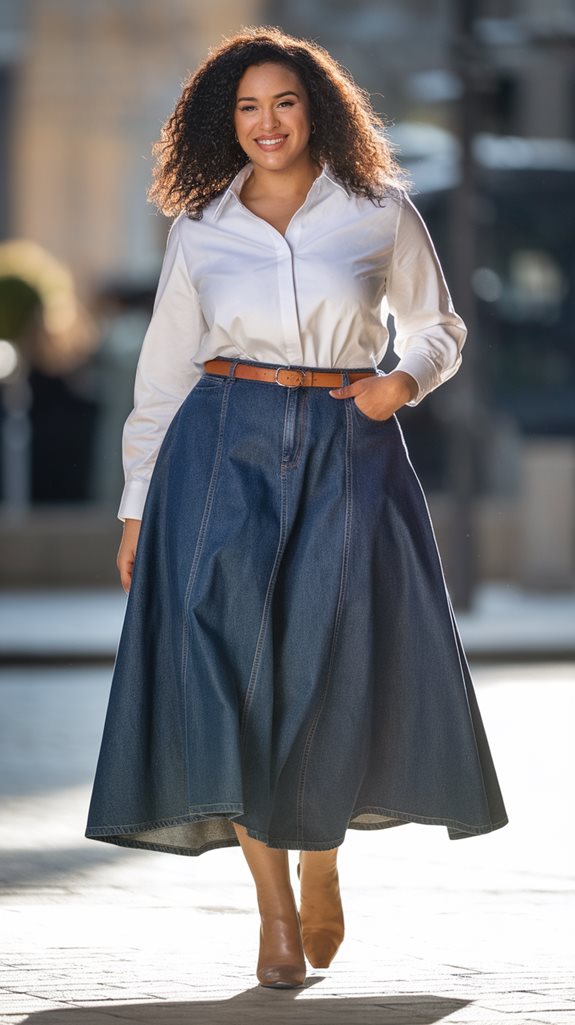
[147,25,409,218]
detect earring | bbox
[310,122,316,135]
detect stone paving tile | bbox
[525,1018,575,1025]
[0,998,74,1013]
[477,991,575,1011]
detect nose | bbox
[259,106,280,131]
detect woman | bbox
[85,26,508,989]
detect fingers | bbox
[329,381,365,399]
[329,374,402,421]
[120,565,132,594]
[116,520,141,593]
[117,556,133,594]
[116,546,135,594]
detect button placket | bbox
[275,238,303,365]
[230,176,322,368]
[278,183,319,365]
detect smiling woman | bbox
[85,24,508,992]
[146,25,407,218]
[233,64,319,237]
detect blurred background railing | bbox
[0,0,574,608]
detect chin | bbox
[251,147,308,169]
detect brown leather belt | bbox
[203,358,376,389]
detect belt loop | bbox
[342,370,351,388]
[228,358,241,379]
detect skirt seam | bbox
[239,429,289,743]
[296,397,354,844]
[180,378,232,803]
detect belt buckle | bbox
[275,366,307,388]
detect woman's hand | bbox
[116,518,142,593]
[329,370,419,420]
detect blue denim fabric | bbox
[85,359,508,856]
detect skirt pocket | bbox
[351,397,396,426]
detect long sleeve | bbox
[386,191,467,405]
[118,215,207,521]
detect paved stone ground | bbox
[0,661,574,1024]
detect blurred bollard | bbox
[0,362,32,516]
[519,439,575,589]
[0,275,42,515]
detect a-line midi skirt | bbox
[85,358,508,856]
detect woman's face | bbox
[233,62,313,173]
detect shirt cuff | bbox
[393,350,441,406]
[117,479,150,522]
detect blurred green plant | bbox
[0,276,42,343]
[0,240,96,374]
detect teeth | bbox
[258,137,285,146]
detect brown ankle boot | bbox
[257,906,306,988]
[232,823,306,988]
[297,849,345,969]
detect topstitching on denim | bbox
[239,391,292,745]
[296,389,354,844]
[180,377,233,803]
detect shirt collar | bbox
[211,161,349,220]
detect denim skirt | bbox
[85,359,508,856]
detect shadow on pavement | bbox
[0,843,139,887]
[22,983,470,1024]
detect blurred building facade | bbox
[1,0,262,287]
[0,0,574,591]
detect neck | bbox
[246,155,322,198]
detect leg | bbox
[297,847,345,968]
[232,822,306,988]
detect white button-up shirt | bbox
[119,161,466,520]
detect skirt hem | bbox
[84,802,509,857]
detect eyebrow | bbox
[236,91,300,102]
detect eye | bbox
[278,100,294,107]
[239,105,256,112]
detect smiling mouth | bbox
[255,135,288,149]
